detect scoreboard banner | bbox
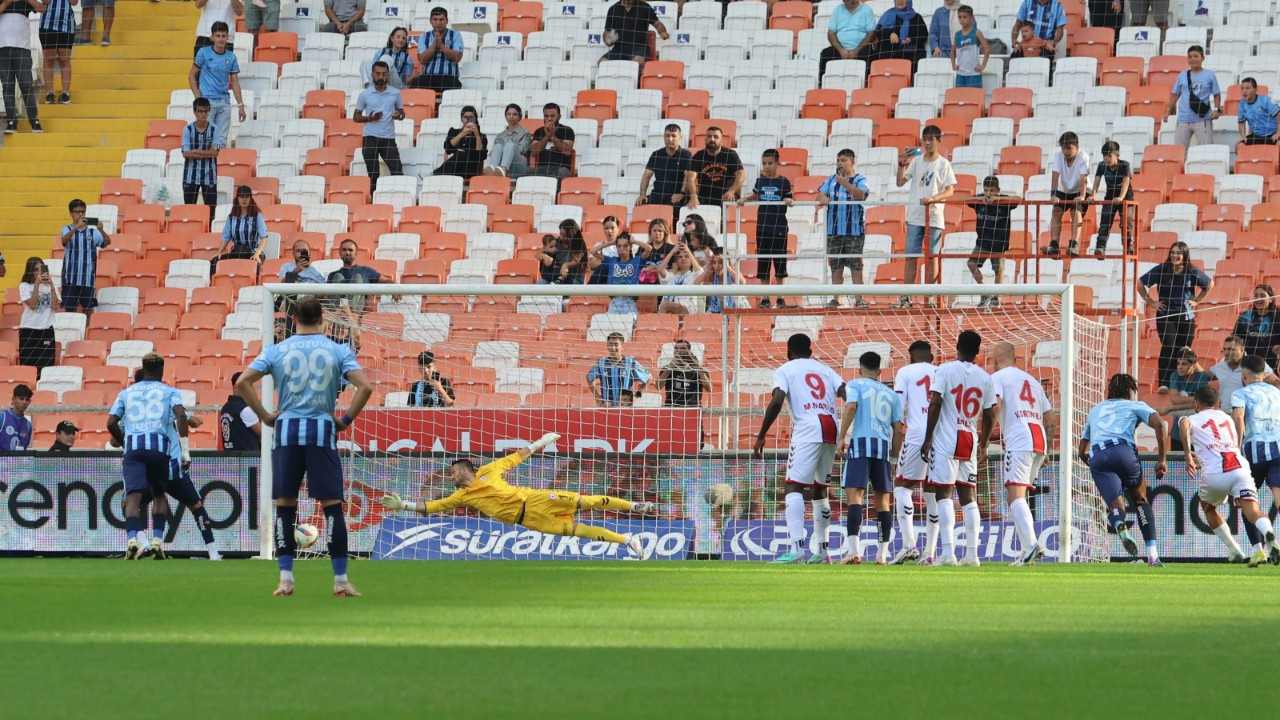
[372,517,695,560]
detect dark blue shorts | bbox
[122,449,173,495]
[843,456,893,492]
[1248,455,1280,489]
[1088,443,1142,505]
[603,42,647,61]
[165,468,203,507]
[61,284,98,310]
[272,444,345,500]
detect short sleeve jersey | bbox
[1232,382,1280,447]
[772,357,844,444]
[991,366,1052,453]
[110,380,184,454]
[894,362,936,445]
[844,377,902,459]
[248,333,361,447]
[930,360,995,458]
[1081,399,1158,450]
[1185,408,1246,475]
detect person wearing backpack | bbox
[1166,45,1221,149]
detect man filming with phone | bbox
[278,239,326,284]
[407,351,455,407]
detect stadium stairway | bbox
[0,0,191,290]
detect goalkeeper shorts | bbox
[519,490,581,536]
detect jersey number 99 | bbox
[281,348,335,393]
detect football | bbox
[704,483,734,506]
[295,523,320,548]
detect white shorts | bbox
[1197,468,1258,507]
[1002,451,1045,487]
[928,446,977,487]
[897,442,928,483]
[786,441,837,486]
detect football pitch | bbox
[3,560,1276,719]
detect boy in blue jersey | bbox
[237,297,374,597]
[1230,354,1280,561]
[107,353,190,560]
[1,384,33,451]
[836,352,904,565]
[61,199,111,316]
[1238,78,1280,146]
[1078,373,1168,566]
[818,148,871,308]
[588,333,651,407]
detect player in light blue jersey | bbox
[1229,354,1280,561]
[836,351,904,565]
[1078,373,1168,566]
[107,353,189,560]
[238,297,373,597]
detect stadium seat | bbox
[848,88,894,122]
[302,89,347,121]
[99,178,145,208]
[145,120,187,152]
[1071,26,1115,59]
[255,31,299,65]
[133,312,180,344]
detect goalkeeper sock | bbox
[937,498,955,560]
[324,504,349,580]
[893,487,916,548]
[1107,506,1127,534]
[1243,515,1262,550]
[1212,523,1244,556]
[573,523,626,544]
[812,498,831,552]
[578,495,634,512]
[876,510,892,560]
[784,492,806,554]
[1009,497,1038,551]
[962,502,980,554]
[276,505,297,576]
[152,513,166,542]
[924,494,939,557]
[125,516,142,541]
[191,505,217,545]
[846,503,864,557]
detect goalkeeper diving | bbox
[380,433,658,559]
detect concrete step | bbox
[0,160,122,177]
[32,89,177,105]
[0,178,102,194]
[2,129,150,147]
[26,101,175,119]
[0,146,127,164]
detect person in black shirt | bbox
[602,0,668,65]
[686,127,744,208]
[1138,241,1214,389]
[1089,140,1135,257]
[220,371,262,451]
[963,176,1019,309]
[638,123,693,208]
[644,218,676,266]
[48,420,78,452]
[1234,285,1280,367]
[434,104,487,179]
[738,149,794,308]
[407,350,455,407]
[659,341,710,408]
[531,102,575,180]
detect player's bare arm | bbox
[753,388,787,459]
[235,368,275,426]
[920,391,943,464]
[1148,411,1168,478]
[1178,417,1198,476]
[836,400,859,455]
[1231,406,1246,444]
[337,369,374,432]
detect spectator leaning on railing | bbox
[1237,77,1280,147]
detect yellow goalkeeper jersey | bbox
[424,452,530,524]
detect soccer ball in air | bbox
[704,483,735,506]
[295,523,321,548]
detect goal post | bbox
[259,281,1108,563]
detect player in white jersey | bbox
[1180,385,1280,567]
[921,330,996,566]
[891,341,935,564]
[990,342,1057,566]
[754,333,846,564]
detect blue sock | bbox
[1107,507,1126,533]
[876,510,892,544]
[192,506,216,545]
[1243,515,1262,547]
[152,514,166,542]
[324,503,349,578]
[847,503,865,542]
[1136,502,1156,543]
[125,516,142,540]
[276,505,297,573]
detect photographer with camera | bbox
[407,351,455,407]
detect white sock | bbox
[962,502,981,553]
[138,530,151,546]
[877,540,890,561]
[335,573,349,583]
[207,543,222,560]
[784,492,806,554]
[924,494,939,556]
[1147,544,1159,561]
[1009,497,1038,552]
[1212,524,1244,555]
[281,570,295,582]
[1255,516,1274,539]
[811,498,831,553]
[846,532,861,558]
[937,498,955,559]
[894,487,917,548]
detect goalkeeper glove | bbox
[529,432,561,452]
[380,493,409,511]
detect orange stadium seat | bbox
[303,89,347,121]
[1127,87,1172,122]
[769,1,812,32]
[874,118,920,150]
[398,205,443,238]
[168,204,212,235]
[867,59,912,94]
[1141,145,1186,178]
[120,203,166,234]
[640,60,685,99]
[997,146,1044,181]
[254,31,298,65]
[327,175,372,210]
[471,295,520,314]
[1200,204,1245,236]
[490,204,535,236]
[190,285,235,314]
[262,204,303,234]
[1169,174,1214,206]
[400,89,437,126]
[117,259,169,291]
[465,175,512,211]
[62,388,108,407]
[776,147,808,181]
[801,89,846,126]
[244,175,280,205]
[1070,26,1115,59]
[133,311,179,343]
[988,87,1032,124]
[177,312,226,344]
[100,178,144,207]
[573,89,617,124]
[145,120,187,152]
[87,312,133,344]
[499,1,542,34]
[1099,56,1144,91]
[494,258,540,283]
[941,87,985,127]
[351,203,394,235]
[630,204,674,234]
[325,118,365,155]
[194,339,245,366]
[558,177,603,208]
[101,233,142,261]
[1250,203,1280,239]
[212,259,258,291]
[1146,55,1189,89]
[665,89,709,122]
[62,340,108,370]
[1236,144,1279,177]
[848,88,894,122]
[303,147,349,179]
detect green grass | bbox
[3,560,1277,718]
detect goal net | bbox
[263,282,1109,563]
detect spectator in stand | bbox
[645,218,677,263]
[686,127,744,209]
[214,185,267,269]
[0,384,33,451]
[327,237,396,314]
[410,7,462,92]
[1137,241,1213,389]
[78,0,112,46]
[964,175,1018,309]
[279,238,326,283]
[1235,285,1280,367]
[355,61,406,190]
[818,0,876,83]
[434,104,486,179]
[1089,140,1134,257]
[1238,77,1280,146]
[951,5,988,89]
[368,27,415,89]
[1167,45,1220,149]
[697,252,744,314]
[874,0,927,70]
[547,219,589,284]
[245,0,279,41]
[483,103,532,178]
[535,234,561,284]
[1087,0,1125,36]
[928,0,961,59]
[680,213,720,262]
[894,124,955,308]
[39,0,77,104]
[194,0,243,58]
[1205,335,1280,406]
[590,232,654,314]
[637,123,693,209]
[1158,347,1212,449]
[18,258,58,370]
[660,340,710,408]
[818,148,870,309]
[1010,22,1045,58]
[321,0,366,34]
[1129,0,1168,35]
[219,371,262,451]
[61,198,110,316]
[48,420,78,451]
[531,102,575,180]
[602,0,668,66]
[1,0,42,134]
[1011,0,1065,58]
[407,351,455,407]
[182,97,220,210]
[588,332,651,407]
[1044,131,1090,258]
[739,149,793,309]
[190,21,246,150]
[656,243,703,315]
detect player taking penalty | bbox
[380,433,658,559]
[836,351,903,565]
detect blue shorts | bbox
[843,456,893,492]
[272,444,345,500]
[1088,443,1143,506]
[955,74,983,88]
[1247,453,1280,489]
[165,468,203,507]
[603,42,648,61]
[61,284,98,310]
[906,224,942,255]
[122,449,173,495]
[82,0,115,7]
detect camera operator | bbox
[407,350,455,407]
[278,239,327,284]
